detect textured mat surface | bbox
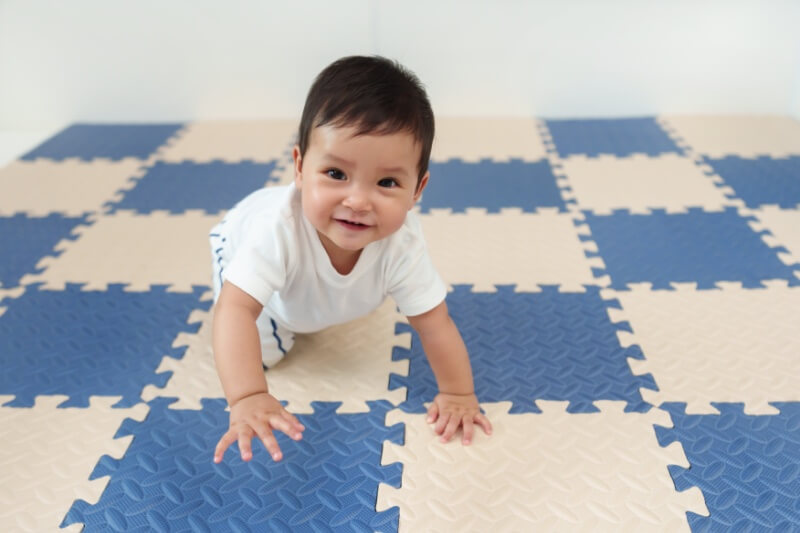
[1,116,799,531]
[378,402,707,531]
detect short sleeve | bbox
[387,231,447,317]
[223,217,288,307]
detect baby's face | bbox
[293,123,428,256]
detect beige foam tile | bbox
[0,397,148,532]
[20,210,220,292]
[659,115,800,158]
[144,298,409,413]
[748,206,800,270]
[0,159,145,216]
[606,283,800,415]
[559,153,732,214]
[378,401,707,531]
[421,210,607,292]
[432,118,548,162]
[156,120,297,163]
[141,305,222,409]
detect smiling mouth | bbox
[335,218,371,230]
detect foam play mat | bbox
[1,116,799,531]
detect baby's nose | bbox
[343,190,371,211]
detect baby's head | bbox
[293,56,435,256]
[296,55,434,187]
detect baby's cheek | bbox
[387,212,410,234]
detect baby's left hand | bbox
[427,392,493,445]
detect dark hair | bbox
[297,56,434,185]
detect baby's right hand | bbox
[214,391,305,463]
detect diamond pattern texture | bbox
[1,117,799,531]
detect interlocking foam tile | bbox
[63,398,403,532]
[20,210,220,292]
[156,120,297,163]
[0,397,147,532]
[420,209,606,292]
[544,117,682,158]
[702,155,800,209]
[20,124,184,161]
[271,161,297,186]
[0,159,145,216]
[377,401,708,531]
[584,207,800,289]
[421,159,567,213]
[0,213,91,288]
[0,284,209,407]
[4,116,800,531]
[656,402,800,531]
[106,161,280,215]
[749,206,800,272]
[142,298,411,414]
[390,285,654,414]
[558,153,733,214]
[0,286,24,319]
[431,118,548,162]
[606,281,800,415]
[659,115,800,158]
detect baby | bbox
[210,56,492,464]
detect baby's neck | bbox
[329,250,362,275]
[317,231,363,275]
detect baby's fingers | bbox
[283,411,305,433]
[213,430,238,463]
[441,414,461,443]
[279,412,305,439]
[475,412,493,436]
[434,412,451,436]
[237,429,255,462]
[426,402,440,424]
[254,424,283,462]
[462,416,474,445]
[269,413,303,441]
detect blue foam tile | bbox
[0,213,90,288]
[107,161,279,214]
[583,207,800,289]
[656,402,800,532]
[0,284,210,407]
[63,398,403,532]
[420,159,567,213]
[545,117,682,158]
[704,156,800,209]
[390,285,654,414]
[20,124,183,161]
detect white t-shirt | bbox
[216,183,447,333]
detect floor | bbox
[1,116,799,532]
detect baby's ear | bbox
[412,171,430,205]
[292,145,303,186]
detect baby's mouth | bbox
[335,218,371,230]
[335,218,368,228]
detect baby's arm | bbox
[212,282,304,462]
[407,301,492,445]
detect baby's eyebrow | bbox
[322,154,410,177]
[322,154,354,167]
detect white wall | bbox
[792,36,800,120]
[1,0,799,129]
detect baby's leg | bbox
[210,225,292,369]
[255,311,295,369]
[209,225,228,304]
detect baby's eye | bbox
[326,169,345,180]
[378,178,399,188]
